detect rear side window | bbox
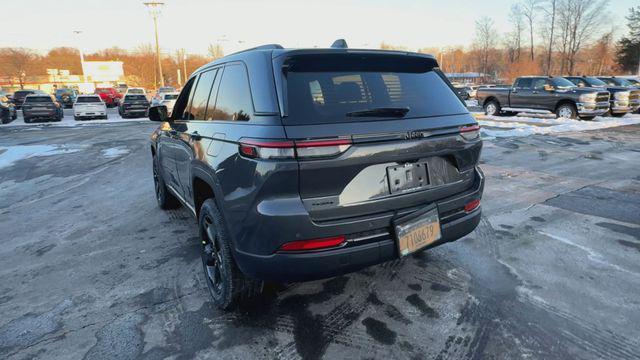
[531,78,547,89]
[77,96,101,103]
[25,96,52,103]
[188,69,217,120]
[515,78,532,89]
[283,55,466,125]
[208,64,253,121]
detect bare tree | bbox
[556,0,609,75]
[505,4,524,62]
[473,17,498,81]
[207,44,224,60]
[521,0,541,61]
[540,0,558,74]
[0,48,38,89]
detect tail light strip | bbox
[239,137,352,160]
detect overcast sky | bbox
[4,0,638,55]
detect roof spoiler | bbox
[330,39,348,49]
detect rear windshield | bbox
[25,96,52,103]
[14,91,34,97]
[164,94,178,100]
[125,95,147,101]
[77,96,101,103]
[128,89,144,94]
[283,56,466,124]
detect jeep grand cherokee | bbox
[148,41,484,309]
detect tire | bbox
[556,103,578,119]
[152,156,180,210]
[24,117,31,124]
[74,115,80,121]
[12,111,17,120]
[0,109,8,124]
[579,116,596,121]
[611,112,626,118]
[199,198,263,310]
[102,115,108,120]
[484,100,501,116]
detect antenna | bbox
[330,39,348,49]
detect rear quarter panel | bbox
[476,88,510,107]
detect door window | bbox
[172,77,196,120]
[531,78,548,90]
[188,69,218,120]
[208,64,253,121]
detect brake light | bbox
[238,137,352,160]
[464,199,480,212]
[279,235,346,252]
[460,125,480,140]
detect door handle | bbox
[191,131,202,141]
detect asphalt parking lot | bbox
[1,115,639,359]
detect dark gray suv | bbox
[149,42,485,309]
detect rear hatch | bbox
[23,96,56,113]
[124,95,149,109]
[275,51,481,221]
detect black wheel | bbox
[102,115,108,120]
[24,117,31,124]
[74,115,80,121]
[0,109,8,124]
[556,103,577,119]
[152,156,180,209]
[484,100,501,116]
[611,112,626,118]
[579,116,596,121]
[199,198,263,310]
[12,111,17,120]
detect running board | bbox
[502,107,552,114]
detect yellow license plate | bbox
[396,208,441,257]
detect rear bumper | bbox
[234,167,485,282]
[23,110,58,118]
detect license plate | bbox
[33,107,47,111]
[395,207,441,257]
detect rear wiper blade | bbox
[346,107,410,118]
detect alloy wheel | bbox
[202,215,224,294]
[486,103,497,116]
[558,106,573,119]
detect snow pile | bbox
[477,113,640,138]
[0,145,82,169]
[1,113,147,128]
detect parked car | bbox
[0,93,18,124]
[125,87,146,95]
[151,92,179,115]
[596,77,640,113]
[54,88,79,108]
[476,76,610,120]
[148,42,484,309]
[564,76,631,117]
[119,94,150,118]
[12,89,46,109]
[453,85,470,100]
[22,94,63,123]
[73,95,107,120]
[94,87,122,107]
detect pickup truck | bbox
[476,76,610,120]
[564,76,633,117]
[94,87,123,107]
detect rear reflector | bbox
[279,235,346,252]
[460,125,480,140]
[464,199,481,212]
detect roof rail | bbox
[331,39,348,48]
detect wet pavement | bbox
[0,119,639,359]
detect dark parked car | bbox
[0,93,18,124]
[476,76,610,120]
[12,89,45,109]
[22,94,63,123]
[148,42,484,309]
[597,77,640,113]
[564,76,632,117]
[119,94,150,118]
[54,88,79,108]
[453,85,470,100]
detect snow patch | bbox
[101,147,130,158]
[0,145,82,169]
[478,113,640,138]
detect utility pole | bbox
[143,2,165,89]
[181,48,187,83]
[73,30,86,82]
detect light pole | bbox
[144,2,165,88]
[73,30,86,82]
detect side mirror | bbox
[543,84,555,92]
[149,105,169,122]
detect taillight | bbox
[460,124,480,140]
[238,139,295,160]
[279,235,346,252]
[464,199,480,213]
[238,137,352,160]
